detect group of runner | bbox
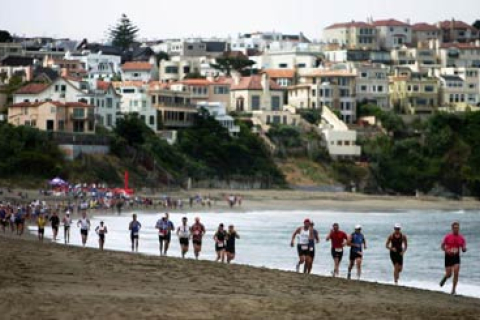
[291,219,467,295]
[37,211,241,264]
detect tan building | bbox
[412,23,442,48]
[8,101,95,133]
[149,88,197,128]
[323,21,377,50]
[169,78,232,109]
[389,71,440,114]
[230,74,284,112]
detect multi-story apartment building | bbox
[412,23,443,47]
[354,63,390,110]
[323,21,377,50]
[438,42,480,68]
[0,43,25,59]
[438,20,479,44]
[149,86,197,129]
[389,70,440,114]
[112,81,158,131]
[289,69,357,123]
[390,46,439,73]
[438,67,480,107]
[230,32,310,54]
[250,47,320,70]
[373,19,412,49]
[121,62,156,82]
[65,50,122,82]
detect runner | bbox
[290,219,314,274]
[164,213,175,255]
[386,223,408,285]
[214,223,227,263]
[49,211,60,241]
[15,207,24,236]
[37,212,47,242]
[62,212,72,244]
[191,217,206,260]
[176,217,190,258]
[226,225,240,264]
[155,214,170,256]
[95,221,108,251]
[326,223,348,277]
[440,221,467,295]
[307,222,320,274]
[77,211,91,247]
[129,213,142,252]
[0,205,6,233]
[347,225,367,280]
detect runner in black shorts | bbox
[214,223,227,263]
[191,217,206,260]
[225,225,240,263]
[177,217,190,258]
[386,223,408,285]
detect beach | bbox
[1,232,480,320]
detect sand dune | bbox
[0,234,479,320]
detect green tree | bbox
[210,53,255,76]
[0,30,12,43]
[109,14,139,50]
[473,20,480,30]
[114,113,154,146]
[156,51,169,64]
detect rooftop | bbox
[15,83,49,94]
[121,62,153,71]
[372,19,411,27]
[262,69,295,78]
[231,74,282,91]
[412,23,441,32]
[325,21,373,30]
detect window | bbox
[151,95,156,104]
[51,107,56,113]
[278,63,288,68]
[271,96,281,111]
[133,73,139,77]
[140,115,146,123]
[58,120,65,131]
[360,72,368,78]
[149,116,155,125]
[107,114,113,126]
[123,88,135,94]
[377,85,384,92]
[251,95,260,110]
[312,89,316,97]
[360,85,367,92]
[296,63,306,68]
[183,66,190,74]
[73,108,85,118]
[60,85,66,92]
[424,85,435,92]
[214,86,229,94]
[165,66,178,74]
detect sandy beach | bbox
[1,231,479,320]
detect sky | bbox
[0,0,478,42]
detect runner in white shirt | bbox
[95,221,108,251]
[62,212,72,244]
[76,211,91,247]
[176,217,191,258]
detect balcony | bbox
[70,113,95,121]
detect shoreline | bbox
[1,233,479,319]
[2,188,479,212]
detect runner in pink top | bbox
[440,221,467,295]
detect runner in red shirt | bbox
[440,221,467,295]
[325,223,347,277]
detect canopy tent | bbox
[49,177,67,186]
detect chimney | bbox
[261,72,270,95]
[232,71,240,85]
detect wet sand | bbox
[0,234,479,320]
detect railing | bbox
[47,132,111,146]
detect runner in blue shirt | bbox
[129,213,142,252]
[347,225,367,280]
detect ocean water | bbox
[31,209,480,298]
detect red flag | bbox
[124,171,129,190]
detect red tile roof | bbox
[177,79,212,86]
[9,101,94,108]
[373,19,410,27]
[305,70,356,77]
[96,80,111,91]
[15,83,50,94]
[230,75,282,91]
[262,69,295,79]
[122,62,153,71]
[412,23,440,32]
[438,20,478,32]
[111,81,146,88]
[325,21,373,30]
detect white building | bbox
[319,106,361,159]
[373,19,412,49]
[112,81,157,131]
[250,47,320,70]
[440,67,480,106]
[196,101,240,136]
[64,50,122,82]
[354,63,390,110]
[437,42,480,68]
[121,62,156,82]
